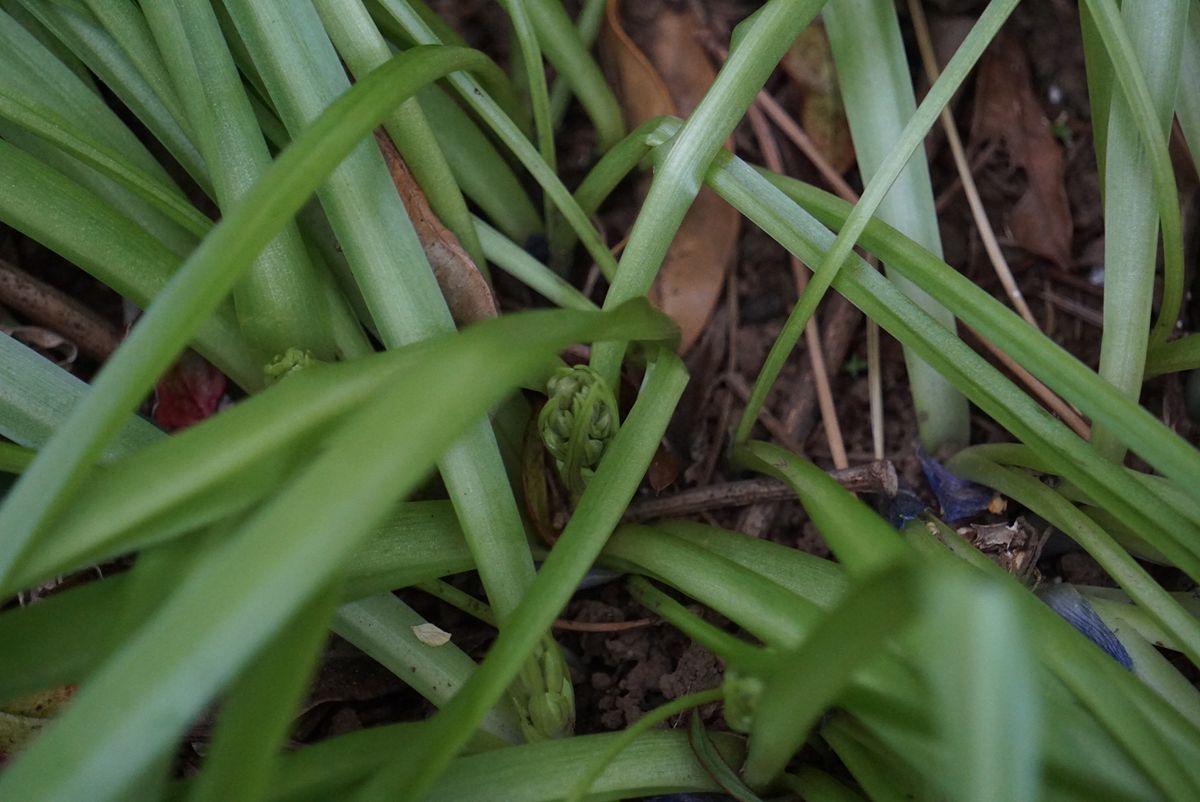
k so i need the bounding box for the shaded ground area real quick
[3,0,1197,755]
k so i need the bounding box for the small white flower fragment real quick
[412,623,452,647]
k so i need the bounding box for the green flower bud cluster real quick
[721,668,765,733]
[263,347,322,385]
[509,635,576,741]
[537,365,619,498]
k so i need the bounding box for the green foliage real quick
[0,1,1197,800]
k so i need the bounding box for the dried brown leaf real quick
[599,0,674,127]
[647,438,680,493]
[600,2,739,353]
[779,23,856,174]
[971,35,1073,268]
[376,132,497,325]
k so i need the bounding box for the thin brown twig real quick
[697,269,741,487]
[906,0,1039,329]
[746,103,849,470]
[0,258,122,361]
[724,371,805,454]
[742,72,888,462]
[866,319,884,460]
[699,34,853,200]
[624,461,899,522]
[552,618,656,633]
[1034,287,1103,328]
[962,323,1092,440]
[934,140,999,211]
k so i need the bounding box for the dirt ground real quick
[3,0,1198,762]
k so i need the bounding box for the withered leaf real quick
[600,2,740,353]
[971,34,1073,269]
[779,22,856,174]
[377,131,497,325]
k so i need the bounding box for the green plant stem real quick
[0,44,499,592]
[357,350,688,801]
[734,0,1018,447]
[823,0,970,452]
[547,0,606,129]
[331,593,524,743]
[144,0,339,360]
[565,689,724,802]
[314,0,488,273]
[591,0,827,388]
[1088,0,1188,460]
[372,0,618,276]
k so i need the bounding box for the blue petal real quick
[1037,584,1134,670]
[919,451,994,522]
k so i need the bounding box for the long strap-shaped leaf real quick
[713,157,1200,562]
[0,139,261,387]
[15,0,211,192]
[824,0,968,452]
[949,451,1200,668]
[591,0,828,386]
[0,300,671,802]
[733,0,1019,444]
[373,0,616,277]
[756,171,1200,497]
[314,0,488,271]
[734,441,910,578]
[1086,0,1188,461]
[0,45,500,588]
[224,2,542,631]
[741,563,924,787]
[612,521,1185,801]
[0,334,160,464]
[0,501,477,704]
[144,0,341,359]
[358,350,688,801]
[259,729,744,802]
